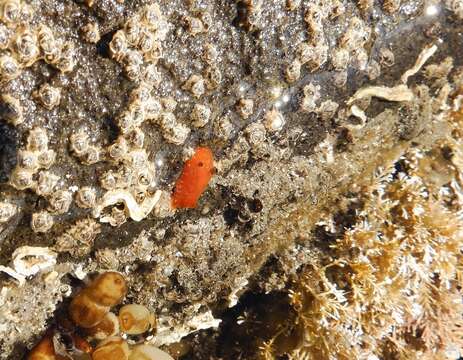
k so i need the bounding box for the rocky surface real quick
[0,0,462,358]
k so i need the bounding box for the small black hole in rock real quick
[96,30,117,58]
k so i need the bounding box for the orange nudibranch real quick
[172,147,214,209]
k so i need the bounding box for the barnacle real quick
[54,217,101,257]
[34,83,61,110]
[31,211,54,233]
[245,122,267,147]
[191,103,211,128]
[185,16,205,35]
[81,22,100,43]
[1,0,21,26]
[55,42,76,73]
[27,127,49,152]
[0,24,9,49]
[263,109,285,132]
[37,24,57,54]
[9,167,34,190]
[17,150,38,171]
[35,171,59,196]
[69,130,90,156]
[183,74,206,98]
[37,149,56,169]
[0,54,20,81]
[141,4,163,30]
[202,43,217,64]
[285,58,301,83]
[48,190,73,214]
[75,186,97,209]
[237,98,253,119]
[14,27,39,66]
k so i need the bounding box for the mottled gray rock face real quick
[0,0,461,358]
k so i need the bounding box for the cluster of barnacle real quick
[109,3,167,82]
[285,2,339,83]
[54,218,101,257]
[0,3,75,86]
[357,0,402,15]
[234,0,262,32]
[69,128,103,165]
[28,272,174,360]
[7,128,74,233]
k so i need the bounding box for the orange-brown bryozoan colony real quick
[171,147,214,209]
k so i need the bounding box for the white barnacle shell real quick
[9,167,34,190]
[108,136,128,162]
[35,171,59,196]
[331,47,350,70]
[124,149,149,170]
[12,246,57,277]
[109,30,128,62]
[143,63,162,86]
[237,98,254,119]
[183,74,205,98]
[81,22,100,44]
[75,186,97,209]
[185,16,205,35]
[37,24,57,54]
[48,190,73,214]
[17,149,38,171]
[191,103,211,128]
[31,211,54,233]
[263,109,285,132]
[27,127,49,152]
[0,54,20,81]
[163,122,190,145]
[137,29,156,54]
[204,66,221,89]
[55,42,76,73]
[245,122,267,147]
[34,83,61,110]
[130,83,151,104]
[144,97,162,121]
[37,149,56,169]
[286,58,301,83]
[1,0,21,26]
[14,28,40,66]
[125,128,145,149]
[142,4,163,30]
[203,43,218,64]
[214,115,234,141]
[70,130,90,155]
[93,189,162,223]
[0,24,10,49]
[124,16,142,46]
[0,201,17,223]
